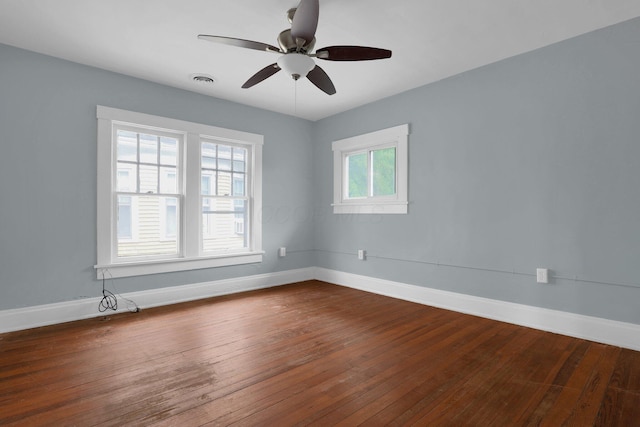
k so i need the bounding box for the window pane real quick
[372,147,396,197]
[217,145,232,171]
[233,147,246,161]
[233,147,246,172]
[117,131,137,162]
[139,165,158,193]
[233,198,246,213]
[202,197,246,252]
[202,197,212,238]
[117,195,178,258]
[217,172,232,196]
[232,174,245,196]
[117,165,137,192]
[347,153,367,198]
[160,137,177,166]
[159,167,177,194]
[218,158,232,171]
[202,143,216,169]
[139,134,158,164]
[201,172,215,196]
[233,199,246,236]
[163,197,178,238]
[233,160,245,172]
[117,196,132,239]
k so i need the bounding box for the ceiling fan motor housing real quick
[278,29,315,53]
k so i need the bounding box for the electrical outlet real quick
[358,249,366,260]
[536,268,549,284]
[279,247,286,257]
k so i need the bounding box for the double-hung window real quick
[200,140,248,252]
[332,124,409,214]
[114,127,180,257]
[96,106,263,278]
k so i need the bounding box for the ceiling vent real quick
[190,74,215,84]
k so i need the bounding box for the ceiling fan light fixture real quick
[277,53,315,80]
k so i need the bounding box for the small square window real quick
[344,147,397,200]
[333,124,409,214]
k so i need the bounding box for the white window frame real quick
[96,106,263,278]
[332,124,409,214]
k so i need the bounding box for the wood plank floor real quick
[1,280,639,426]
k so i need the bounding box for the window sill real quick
[332,202,408,214]
[94,252,264,279]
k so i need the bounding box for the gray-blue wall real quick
[2,17,640,326]
[312,17,640,325]
[0,43,314,310]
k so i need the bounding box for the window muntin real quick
[332,124,408,214]
[96,106,263,278]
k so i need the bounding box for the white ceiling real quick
[1,1,639,121]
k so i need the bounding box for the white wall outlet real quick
[536,268,549,284]
[278,247,286,257]
[358,249,366,260]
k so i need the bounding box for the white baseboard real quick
[3,266,639,352]
[0,267,315,334]
[315,267,640,352]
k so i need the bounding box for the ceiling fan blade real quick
[291,0,319,44]
[198,35,282,53]
[307,65,336,95]
[315,46,392,61]
[242,63,281,89]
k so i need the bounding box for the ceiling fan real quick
[198,0,392,95]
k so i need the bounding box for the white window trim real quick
[96,106,263,278]
[332,124,409,214]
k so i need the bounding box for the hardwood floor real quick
[1,280,639,426]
